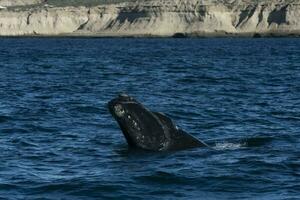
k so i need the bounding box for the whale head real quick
[108,94,208,151]
[108,94,167,150]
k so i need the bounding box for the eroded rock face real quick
[0,0,299,37]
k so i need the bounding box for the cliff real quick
[0,0,299,37]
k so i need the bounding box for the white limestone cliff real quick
[0,0,299,37]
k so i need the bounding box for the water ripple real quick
[0,38,299,199]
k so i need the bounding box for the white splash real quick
[214,142,245,150]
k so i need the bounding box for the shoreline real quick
[0,32,299,38]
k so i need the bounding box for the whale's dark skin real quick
[108,94,208,151]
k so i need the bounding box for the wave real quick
[72,105,102,114]
[212,136,275,150]
[0,115,12,123]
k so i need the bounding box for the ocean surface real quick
[0,38,299,200]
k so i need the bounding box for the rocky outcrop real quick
[0,0,299,37]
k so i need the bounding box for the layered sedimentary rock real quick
[0,0,299,37]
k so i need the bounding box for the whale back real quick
[153,112,208,150]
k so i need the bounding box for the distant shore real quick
[1,32,299,38]
[0,0,300,37]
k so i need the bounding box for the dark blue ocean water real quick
[0,38,299,200]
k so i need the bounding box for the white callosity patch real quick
[125,113,144,144]
[114,104,125,117]
[127,114,141,131]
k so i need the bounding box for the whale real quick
[108,94,208,151]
